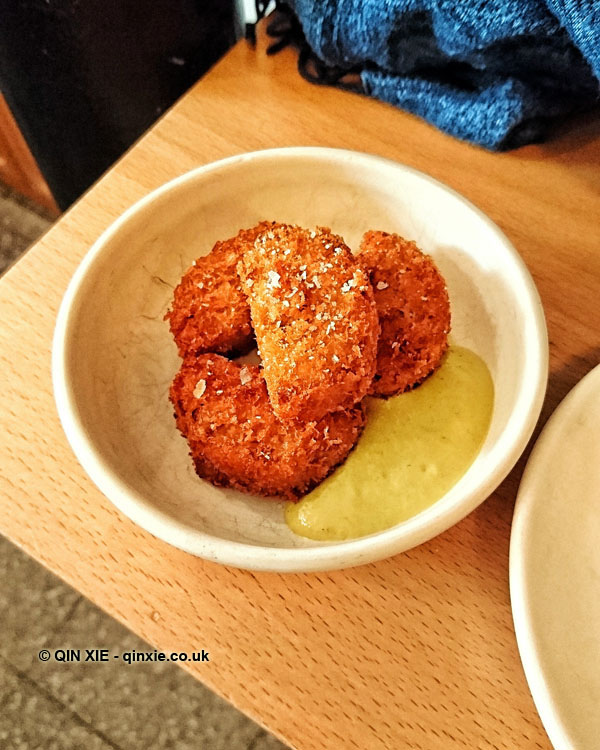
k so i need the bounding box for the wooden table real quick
[2,26,599,750]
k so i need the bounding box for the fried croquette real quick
[165,223,273,358]
[359,230,451,397]
[170,354,365,500]
[238,224,379,421]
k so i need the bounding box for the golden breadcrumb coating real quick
[170,354,365,500]
[238,223,379,421]
[359,230,451,396]
[165,223,274,358]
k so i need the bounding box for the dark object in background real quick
[0,0,238,210]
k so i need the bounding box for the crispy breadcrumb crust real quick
[359,230,451,396]
[170,354,366,500]
[238,224,379,421]
[165,223,274,358]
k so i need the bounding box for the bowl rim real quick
[52,146,549,572]
[509,362,600,750]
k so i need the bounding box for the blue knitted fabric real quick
[285,0,600,149]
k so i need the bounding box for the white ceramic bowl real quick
[510,363,600,750]
[53,147,548,572]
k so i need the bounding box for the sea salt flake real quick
[332,354,340,363]
[377,281,389,290]
[312,275,321,288]
[267,271,281,289]
[193,379,206,398]
[240,367,252,386]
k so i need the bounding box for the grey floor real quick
[0,183,288,750]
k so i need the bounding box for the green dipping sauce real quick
[285,346,494,541]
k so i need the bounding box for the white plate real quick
[510,363,600,749]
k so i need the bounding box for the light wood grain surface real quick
[2,26,599,750]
